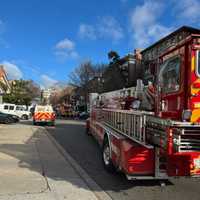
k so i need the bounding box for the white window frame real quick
[196,50,200,77]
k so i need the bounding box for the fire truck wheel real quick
[102,139,115,173]
[85,127,90,135]
[50,121,55,126]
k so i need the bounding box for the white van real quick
[0,103,31,119]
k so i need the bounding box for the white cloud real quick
[78,16,124,43]
[98,16,124,42]
[40,74,58,89]
[79,24,96,40]
[69,51,79,58]
[130,0,172,47]
[54,38,79,61]
[55,38,75,51]
[173,0,200,23]
[2,61,23,80]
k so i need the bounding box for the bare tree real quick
[50,86,75,106]
[69,61,95,88]
[68,60,109,104]
[69,61,95,103]
[49,91,60,106]
[26,80,41,99]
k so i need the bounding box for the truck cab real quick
[141,26,200,123]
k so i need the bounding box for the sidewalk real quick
[0,124,110,200]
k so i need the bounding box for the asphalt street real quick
[45,119,200,200]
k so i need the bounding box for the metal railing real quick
[101,109,153,146]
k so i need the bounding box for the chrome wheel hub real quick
[103,146,110,165]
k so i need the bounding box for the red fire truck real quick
[86,26,200,180]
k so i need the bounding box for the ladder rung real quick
[101,109,147,144]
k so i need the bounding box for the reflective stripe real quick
[34,112,54,120]
[191,109,200,122]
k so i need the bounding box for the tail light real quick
[52,112,56,119]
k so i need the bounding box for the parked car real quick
[0,103,31,120]
[0,112,14,123]
[0,112,20,123]
[7,113,19,123]
[0,112,10,124]
[79,112,89,120]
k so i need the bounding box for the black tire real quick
[85,119,91,135]
[4,118,10,124]
[50,121,55,126]
[22,115,28,120]
[85,127,90,135]
[102,138,115,173]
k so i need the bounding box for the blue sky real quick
[0,0,200,88]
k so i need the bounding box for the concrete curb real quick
[43,128,113,200]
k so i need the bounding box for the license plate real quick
[194,159,200,168]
